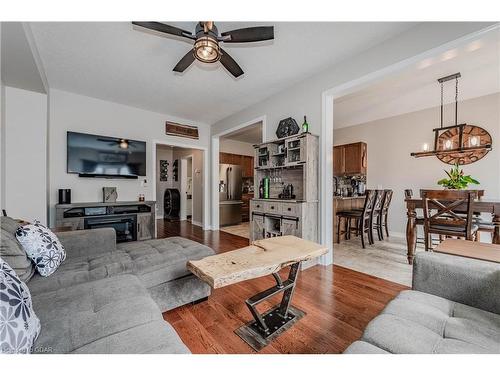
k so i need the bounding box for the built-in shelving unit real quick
[250,133,319,267]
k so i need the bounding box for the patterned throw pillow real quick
[0,257,41,354]
[15,221,66,277]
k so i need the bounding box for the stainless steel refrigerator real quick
[219,164,243,226]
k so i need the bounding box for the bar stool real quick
[336,190,376,249]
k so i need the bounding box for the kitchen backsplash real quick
[334,175,366,196]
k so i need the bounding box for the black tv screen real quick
[67,131,146,178]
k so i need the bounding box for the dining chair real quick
[336,190,376,249]
[380,189,393,238]
[370,190,385,241]
[421,190,478,251]
[420,189,493,242]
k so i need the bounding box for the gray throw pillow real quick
[0,217,34,283]
[15,222,66,277]
[0,257,41,354]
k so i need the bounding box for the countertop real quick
[252,198,318,203]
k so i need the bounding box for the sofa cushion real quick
[28,236,214,294]
[357,290,500,354]
[31,274,188,353]
[117,237,214,288]
[0,217,34,283]
[343,340,390,354]
[15,222,66,277]
[0,257,41,354]
[71,320,189,354]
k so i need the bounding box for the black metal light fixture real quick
[411,72,492,165]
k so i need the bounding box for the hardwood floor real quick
[157,219,408,354]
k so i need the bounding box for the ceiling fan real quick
[132,21,274,78]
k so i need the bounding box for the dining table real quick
[404,197,500,264]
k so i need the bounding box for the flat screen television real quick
[67,131,146,178]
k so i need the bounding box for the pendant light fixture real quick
[411,72,492,165]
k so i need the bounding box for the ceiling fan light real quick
[193,36,220,63]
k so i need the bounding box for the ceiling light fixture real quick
[132,21,274,78]
[411,72,492,165]
[193,35,220,63]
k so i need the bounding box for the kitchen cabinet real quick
[241,156,254,177]
[251,213,265,241]
[250,199,317,243]
[219,152,254,177]
[333,142,367,176]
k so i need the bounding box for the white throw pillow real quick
[0,257,41,354]
[15,221,66,277]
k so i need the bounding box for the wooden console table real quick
[55,201,156,241]
[187,235,327,351]
[405,198,500,264]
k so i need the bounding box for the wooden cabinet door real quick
[359,142,367,175]
[241,156,253,177]
[333,146,344,176]
[282,218,300,237]
[137,213,154,240]
[343,142,367,175]
[219,152,230,164]
[251,214,265,242]
[230,154,242,165]
[247,156,255,177]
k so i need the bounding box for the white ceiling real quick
[28,22,418,124]
[221,121,262,143]
[1,23,46,93]
[334,28,500,129]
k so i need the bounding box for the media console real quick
[55,201,156,242]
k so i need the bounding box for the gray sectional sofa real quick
[1,216,214,354]
[344,251,500,354]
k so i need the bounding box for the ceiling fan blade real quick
[220,49,244,78]
[221,26,274,43]
[173,50,195,73]
[132,22,194,39]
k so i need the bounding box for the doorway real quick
[213,119,264,238]
[180,155,193,222]
[153,142,207,230]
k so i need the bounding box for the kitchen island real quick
[332,196,366,243]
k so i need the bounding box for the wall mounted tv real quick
[67,131,146,179]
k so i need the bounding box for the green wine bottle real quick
[263,176,270,199]
[302,115,309,133]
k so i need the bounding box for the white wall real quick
[171,147,204,226]
[211,23,494,140]
[4,86,48,223]
[0,22,5,210]
[48,89,210,226]
[0,81,4,212]
[333,93,500,236]
[155,145,173,218]
[219,139,255,156]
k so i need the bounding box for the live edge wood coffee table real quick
[187,235,328,351]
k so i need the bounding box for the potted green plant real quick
[437,163,480,190]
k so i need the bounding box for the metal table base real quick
[234,262,305,351]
